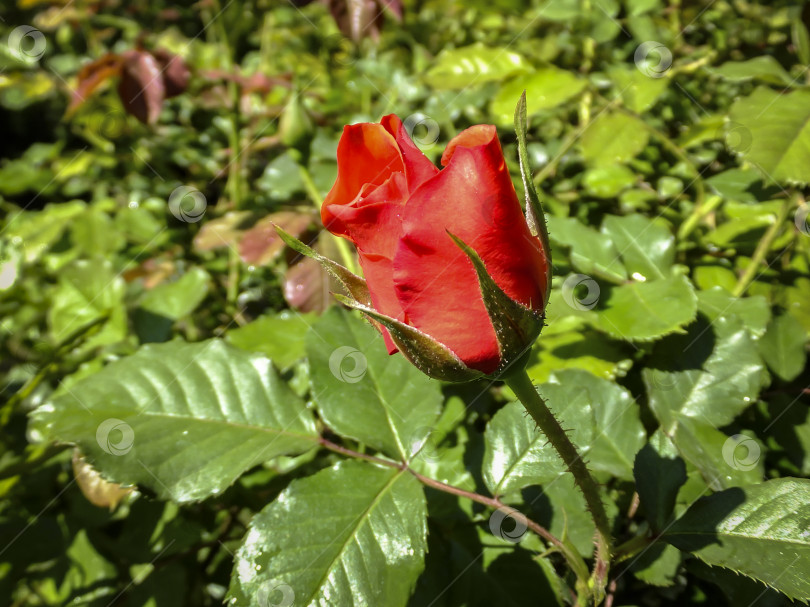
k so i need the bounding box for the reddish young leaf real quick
[152,48,190,98]
[117,50,165,125]
[239,211,313,267]
[66,53,123,117]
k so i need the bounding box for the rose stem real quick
[504,367,612,602]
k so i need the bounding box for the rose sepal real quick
[273,225,371,306]
[332,294,484,383]
[514,90,552,305]
[447,231,544,377]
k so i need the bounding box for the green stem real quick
[613,532,656,564]
[678,193,722,241]
[299,164,360,275]
[504,367,612,604]
[732,195,793,297]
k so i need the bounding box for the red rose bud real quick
[285,93,551,381]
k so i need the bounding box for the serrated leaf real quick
[709,56,793,86]
[31,340,319,501]
[228,460,427,607]
[48,258,126,349]
[601,214,675,281]
[547,216,628,283]
[633,432,687,532]
[607,64,668,113]
[425,43,530,89]
[579,112,651,167]
[671,417,763,490]
[306,307,443,460]
[587,373,646,480]
[758,313,807,382]
[643,316,764,430]
[226,311,317,370]
[138,266,210,321]
[597,274,697,341]
[665,478,810,602]
[525,328,632,384]
[728,87,810,185]
[696,288,771,339]
[630,543,682,587]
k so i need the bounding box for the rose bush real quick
[319,114,550,377]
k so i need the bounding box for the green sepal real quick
[514,90,552,304]
[274,225,371,306]
[333,294,483,383]
[448,232,544,375]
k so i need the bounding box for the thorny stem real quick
[317,436,592,599]
[504,368,612,605]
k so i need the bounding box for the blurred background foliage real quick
[1,0,810,605]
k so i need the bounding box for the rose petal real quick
[322,122,403,224]
[326,172,409,353]
[381,114,439,190]
[392,125,548,372]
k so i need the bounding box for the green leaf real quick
[633,433,688,532]
[587,372,646,480]
[72,209,125,256]
[31,339,319,501]
[4,200,85,262]
[768,394,810,476]
[705,215,773,250]
[643,316,764,430]
[228,460,427,607]
[547,216,628,283]
[542,474,606,557]
[47,258,126,349]
[579,112,650,167]
[758,313,807,382]
[665,478,810,602]
[227,311,317,370]
[630,543,682,587]
[670,417,763,490]
[491,67,587,125]
[597,274,698,341]
[601,214,675,281]
[582,164,637,198]
[705,168,763,203]
[525,327,632,384]
[728,87,810,185]
[424,43,530,89]
[696,288,771,339]
[607,65,668,113]
[709,56,794,86]
[483,370,596,496]
[138,266,210,321]
[305,307,443,460]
